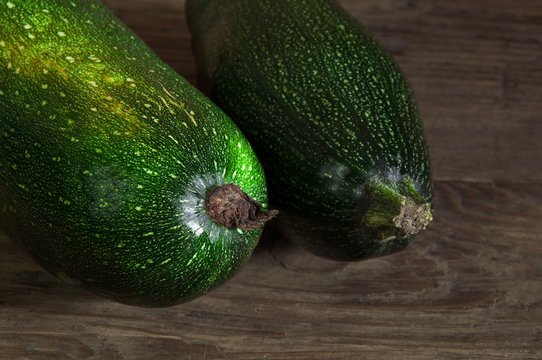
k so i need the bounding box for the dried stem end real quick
[362,179,433,241]
[205,184,278,231]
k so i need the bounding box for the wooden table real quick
[2,0,541,358]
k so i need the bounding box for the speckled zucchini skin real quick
[187,0,433,260]
[0,0,270,306]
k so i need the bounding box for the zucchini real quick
[187,0,433,261]
[0,0,276,306]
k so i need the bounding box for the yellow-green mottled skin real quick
[0,0,269,306]
[187,0,433,260]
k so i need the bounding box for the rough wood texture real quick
[2,0,542,359]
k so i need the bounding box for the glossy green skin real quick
[187,0,433,260]
[0,0,269,306]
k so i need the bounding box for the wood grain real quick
[2,0,542,359]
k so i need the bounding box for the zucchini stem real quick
[362,180,432,241]
[206,184,278,231]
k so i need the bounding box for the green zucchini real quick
[0,0,276,306]
[187,0,433,261]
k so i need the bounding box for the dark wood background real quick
[2,0,541,358]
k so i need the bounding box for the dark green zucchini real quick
[0,0,276,306]
[187,0,433,261]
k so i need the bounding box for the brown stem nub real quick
[205,184,278,231]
